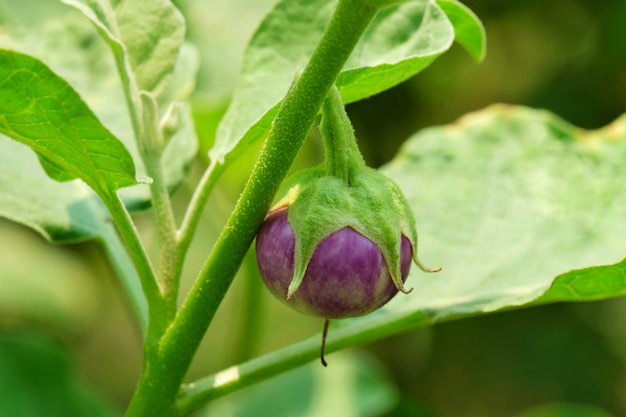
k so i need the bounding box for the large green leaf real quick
[0,49,136,197]
[382,105,626,318]
[211,0,484,166]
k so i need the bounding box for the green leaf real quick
[534,259,626,304]
[62,0,185,96]
[380,105,626,319]
[59,0,196,209]
[114,0,185,94]
[0,332,119,417]
[182,352,398,417]
[0,8,198,210]
[0,49,136,197]
[437,0,486,62]
[212,0,484,166]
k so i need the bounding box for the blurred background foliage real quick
[1,0,625,416]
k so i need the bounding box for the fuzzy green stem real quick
[124,0,382,415]
[111,48,178,324]
[320,85,365,184]
[138,93,179,318]
[104,193,167,331]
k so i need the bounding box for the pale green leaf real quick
[62,0,185,95]
[59,0,195,208]
[380,105,626,319]
[212,0,485,166]
[114,0,185,94]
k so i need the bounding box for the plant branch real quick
[101,224,150,338]
[104,193,167,328]
[174,310,431,415]
[137,93,179,316]
[112,47,178,318]
[176,158,225,263]
[124,0,383,414]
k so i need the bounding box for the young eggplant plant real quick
[256,85,440,366]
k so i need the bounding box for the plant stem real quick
[101,225,150,337]
[320,85,365,184]
[138,93,179,318]
[124,0,382,415]
[104,193,167,330]
[176,159,225,264]
[174,309,431,415]
[113,49,178,321]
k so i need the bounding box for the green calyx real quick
[272,85,438,298]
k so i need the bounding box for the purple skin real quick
[256,208,412,319]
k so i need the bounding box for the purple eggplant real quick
[256,208,413,319]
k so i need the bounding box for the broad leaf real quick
[114,0,185,94]
[0,7,193,331]
[381,105,626,319]
[62,0,185,96]
[211,0,485,166]
[0,49,136,197]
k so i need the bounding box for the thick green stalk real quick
[124,0,382,415]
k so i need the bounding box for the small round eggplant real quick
[256,208,412,319]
